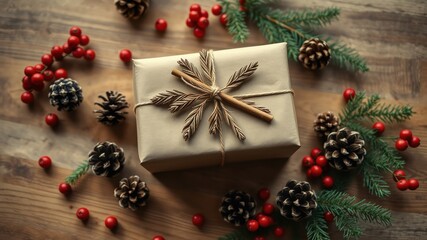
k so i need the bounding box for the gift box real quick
[133,43,300,173]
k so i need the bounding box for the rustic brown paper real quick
[133,43,300,173]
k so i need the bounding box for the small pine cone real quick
[219,190,256,226]
[324,127,367,170]
[94,91,129,125]
[298,38,331,70]
[48,78,83,111]
[114,175,149,211]
[314,111,340,139]
[276,180,317,221]
[114,0,150,19]
[88,141,125,177]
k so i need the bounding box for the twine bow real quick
[150,49,274,142]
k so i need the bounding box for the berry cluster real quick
[210,3,227,26]
[302,148,334,189]
[393,169,419,191]
[185,3,210,38]
[395,129,421,151]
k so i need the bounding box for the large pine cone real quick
[276,180,317,221]
[94,91,129,125]
[114,0,150,19]
[114,175,149,211]
[88,141,125,177]
[324,127,367,170]
[298,38,331,70]
[314,111,340,139]
[219,190,256,226]
[48,78,83,111]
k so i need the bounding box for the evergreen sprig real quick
[306,208,330,240]
[65,160,90,185]
[219,0,369,72]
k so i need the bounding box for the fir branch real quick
[306,208,330,240]
[65,160,90,185]
[334,213,362,239]
[329,42,369,72]
[219,0,249,43]
[280,8,341,27]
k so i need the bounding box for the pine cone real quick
[314,111,340,139]
[298,38,331,70]
[88,141,125,177]
[114,175,149,211]
[219,190,256,226]
[94,91,129,125]
[324,127,367,170]
[276,180,317,221]
[48,78,83,111]
[114,0,150,19]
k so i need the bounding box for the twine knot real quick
[210,86,221,99]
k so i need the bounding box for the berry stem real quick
[65,160,90,185]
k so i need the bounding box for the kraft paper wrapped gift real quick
[133,43,300,173]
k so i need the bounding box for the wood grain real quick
[0,0,426,239]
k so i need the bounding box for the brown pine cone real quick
[298,38,331,70]
[314,111,340,139]
[88,141,125,177]
[276,180,317,221]
[324,127,367,170]
[114,0,150,19]
[114,175,149,211]
[93,91,129,126]
[219,190,256,226]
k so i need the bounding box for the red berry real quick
[43,70,54,81]
[119,49,132,63]
[104,216,118,229]
[315,155,328,168]
[84,49,96,61]
[51,45,64,58]
[41,54,54,66]
[200,9,209,18]
[193,27,205,38]
[45,113,59,127]
[323,211,334,223]
[246,219,259,232]
[262,203,275,215]
[79,35,90,46]
[186,18,196,28]
[395,138,408,151]
[343,88,356,102]
[55,68,68,79]
[255,213,265,221]
[408,178,419,190]
[219,14,228,26]
[72,47,85,58]
[397,179,409,191]
[239,0,246,5]
[257,188,270,201]
[322,176,334,189]
[192,213,205,227]
[310,165,323,178]
[24,66,36,76]
[254,237,266,240]
[31,73,44,85]
[69,26,82,37]
[189,10,201,22]
[58,182,72,195]
[63,43,73,54]
[372,122,385,135]
[33,81,44,92]
[258,215,272,228]
[197,17,209,29]
[189,3,201,13]
[76,207,90,221]
[68,36,80,47]
[306,169,313,178]
[22,76,33,90]
[34,64,45,73]
[399,129,413,141]
[393,169,406,182]
[273,226,285,237]
[239,5,247,12]
[212,4,222,16]
[302,155,314,168]
[38,156,52,169]
[152,236,165,240]
[310,147,322,159]
[155,18,168,32]
[408,136,420,148]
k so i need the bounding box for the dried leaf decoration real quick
[150,49,271,141]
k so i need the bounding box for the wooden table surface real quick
[1,0,426,239]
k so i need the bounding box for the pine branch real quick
[329,42,369,72]
[267,7,341,27]
[219,0,249,43]
[65,160,90,185]
[306,208,331,240]
[334,213,362,239]
[360,161,391,198]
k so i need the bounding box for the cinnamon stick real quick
[171,69,274,122]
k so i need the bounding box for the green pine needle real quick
[65,160,90,185]
[273,7,341,27]
[306,208,331,240]
[219,0,250,43]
